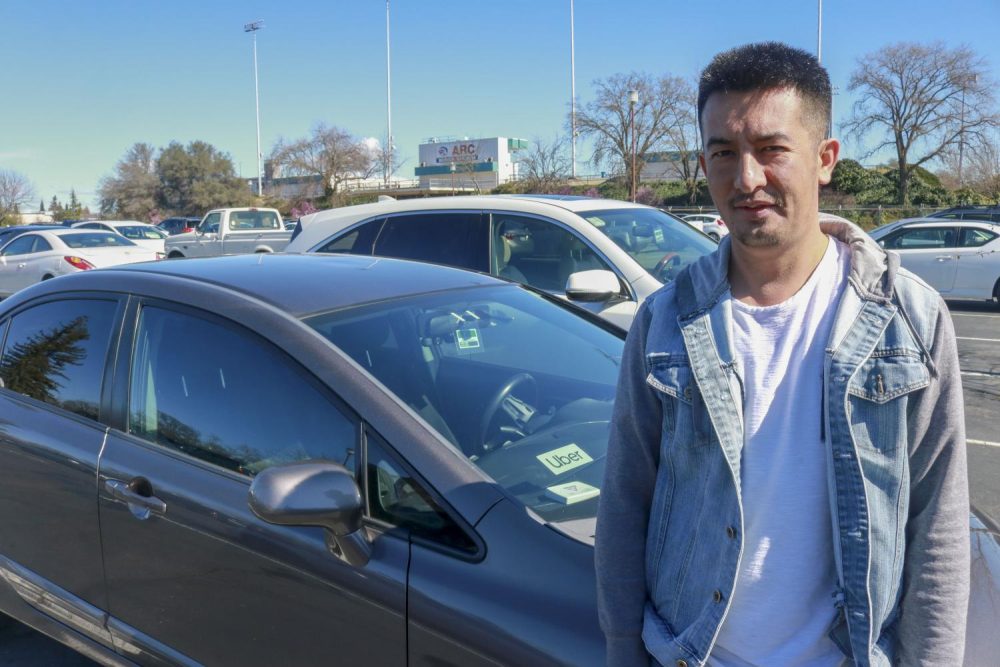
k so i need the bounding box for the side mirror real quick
[565,269,622,303]
[249,462,371,567]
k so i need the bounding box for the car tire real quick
[41,274,53,281]
[993,278,1000,308]
[708,233,720,242]
[168,252,185,259]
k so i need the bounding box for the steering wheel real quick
[653,252,681,281]
[477,373,537,456]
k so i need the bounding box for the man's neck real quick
[729,230,831,307]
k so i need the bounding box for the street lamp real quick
[628,89,639,202]
[385,1,393,187]
[244,19,264,197]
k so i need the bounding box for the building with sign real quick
[415,137,528,191]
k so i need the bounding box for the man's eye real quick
[711,150,733,159]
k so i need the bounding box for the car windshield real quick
[117,225,166,240]
[305,285,623,525]
[577,207,717,282]
[59,232,136,248]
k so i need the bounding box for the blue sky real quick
[3,0,999,210]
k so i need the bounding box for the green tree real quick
[39,199,45,213]
[156,141,251,216]
[98,142,159,220]
[269,123,376,203]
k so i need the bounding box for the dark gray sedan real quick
[0,253,615,666]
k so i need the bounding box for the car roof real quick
[59,253,506,318]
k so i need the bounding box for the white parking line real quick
[958,337,1000,343]
[952,312,1000,319]
[962,371,1000,378]
[969,439,1000,449]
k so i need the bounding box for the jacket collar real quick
[675,218,898,319]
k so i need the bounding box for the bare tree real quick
[661,78,702,204]
[575,72,687,194]
[518,136,571,193]
[0,169,36,221]
[269,123,376,201]
[842,42,999,204]
[98,143,159,220]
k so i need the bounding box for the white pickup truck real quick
[164,207,291,259]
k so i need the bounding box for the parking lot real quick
[4,299,1000,664]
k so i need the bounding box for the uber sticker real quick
[537,444,593,475]
[456,327,481,350]
[653,227,664,244]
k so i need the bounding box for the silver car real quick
[286,195,718,330]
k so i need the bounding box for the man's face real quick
[698,87,838,249]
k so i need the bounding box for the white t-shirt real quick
[712,236,851,667]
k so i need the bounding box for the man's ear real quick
[818,138,840,185]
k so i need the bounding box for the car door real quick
[0,296,124,649]
[883,226,959,292]
[97,300,408,665]
[0,234,45,296]
[182,211,222,258]
[221,210,283,255]
[488,212,638,327]
[952,226,1000,299]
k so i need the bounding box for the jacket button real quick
[676,661,688,667]
[683,386,692,400]
[726,526,736,539]
[713,590,723,603]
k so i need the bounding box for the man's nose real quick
[734,153,766,193]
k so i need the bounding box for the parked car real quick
[286,195,717,329]
[71,220,168,253]
[157,216,202,236]
[0,224,64,248]
[926,204,1000,223]
[869,218,1000,305]
[165,207,288,258]
[680,212,729,241]
[0,253,995,666]
[0,229,160,298]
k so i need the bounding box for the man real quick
[596,42,969,667]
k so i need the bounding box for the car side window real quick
[959,227,998,248]
[373,212,488,272]
[2,236,37,256]
[32,237,52,253]
[200,213,221,234]
[491,214,613,292]
[128,305,357,477]
[315,218,384,255]
[365,431,475,553]
[884,227,956,249]
[0,299,119,421]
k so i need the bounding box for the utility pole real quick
[817,0,823,64]
[244,20,264,196]
[629,89,638,202]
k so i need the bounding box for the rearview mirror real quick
[565,269,622,303]
[249,462,371,567]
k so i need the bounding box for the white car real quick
[680,212,729,241]
[71,220,168,254]
[869,218,1000,305]
[0,229,161,298]
[286,195,718,329]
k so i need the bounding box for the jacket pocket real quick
[847,351,929,454]
[646,357,711,447]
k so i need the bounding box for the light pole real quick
[628,89,638,202]
[385,1,393,187]
[817,0,823,64]
[570,0,577,179]
[244,20,264,197]
[450,162,456,196]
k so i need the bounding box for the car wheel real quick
[41,274,54,281]
[993,278,1000,308]
[168,251,185,259]
[708,233,721,242]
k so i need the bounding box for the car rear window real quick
[60,232,136,248]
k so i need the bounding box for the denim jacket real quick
[596,220,969,667]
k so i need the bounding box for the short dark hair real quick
[698,42,832,138]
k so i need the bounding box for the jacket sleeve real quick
[595,300,662,666]
[897,297,970,665]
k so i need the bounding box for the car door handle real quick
[934,255,953,262]
[105,478,167,517]
[16,263,25,269]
